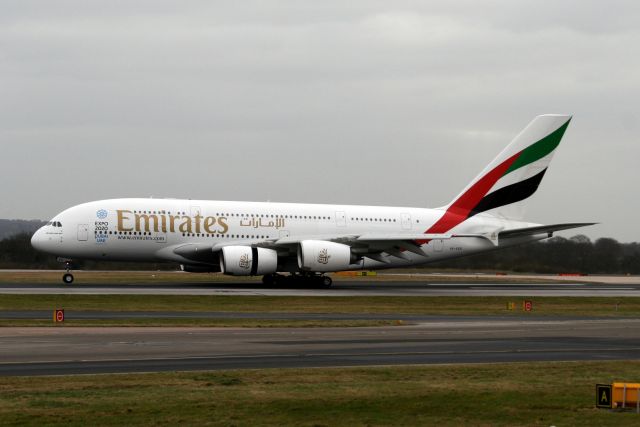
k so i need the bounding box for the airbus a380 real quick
[32,114,593,285]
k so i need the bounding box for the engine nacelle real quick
[297,240,353,272]
[180,264,220,273]
[220,246,278,276]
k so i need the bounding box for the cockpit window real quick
[48,221,62,227]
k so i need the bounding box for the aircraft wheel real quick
[62,273,74,284]
[262,274,274,286]
[321,276,332,287]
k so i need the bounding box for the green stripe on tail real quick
[505,118,571,175]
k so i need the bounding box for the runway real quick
[2,317,640,376]
[0,311,600,322]
[2,281,640,296]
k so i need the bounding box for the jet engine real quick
[219,246,278,276]
[297,240,355,272]
[180,264,220,273]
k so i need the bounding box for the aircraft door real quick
[335,211,346,227]
[77,224,88,241]
[401,213,412,230]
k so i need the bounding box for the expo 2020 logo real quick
[96,209,108,219]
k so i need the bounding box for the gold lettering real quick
[194,213,203,233]
[135,214,160,232]
[117,210,232,235]
[179,216,192,233]
[169,214,179,233]
[203,217,216,234]
[117,210,133,231]
[218,216,229,234]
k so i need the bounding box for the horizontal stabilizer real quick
[499,223,596,239]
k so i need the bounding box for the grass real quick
[1,361,639,426]
[0,319,400,328]
[1,295,639,317]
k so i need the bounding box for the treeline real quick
[0,233,172,270]
[428,235,640,274]
[0,219,45,241]
[1,232,639,274]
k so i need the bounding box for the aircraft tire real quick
[321,276,332,287]
[62,273,74,284]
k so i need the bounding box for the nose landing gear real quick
[58,258,74,284]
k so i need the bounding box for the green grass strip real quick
[1,295,639,317]
[1,361,639,426]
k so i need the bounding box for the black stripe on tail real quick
[467,168,548,219]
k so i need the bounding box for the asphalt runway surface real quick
[2,281,640,296]
[0,311,601,321]
[2,317,640,376]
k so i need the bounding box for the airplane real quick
[31,114,594,286]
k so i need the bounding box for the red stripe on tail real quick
[417,151,520,243]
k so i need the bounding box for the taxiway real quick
[1,281,640,296]
[2,317,639,376]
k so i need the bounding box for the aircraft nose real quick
[31,227,46,252]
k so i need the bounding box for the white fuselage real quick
[30,116,585,279]
[31,198,540,272]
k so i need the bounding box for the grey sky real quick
[1,1,638,241]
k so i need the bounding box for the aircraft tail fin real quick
[427,115,572,234]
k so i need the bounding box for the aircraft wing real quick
[260,233,492,262]
[174,225,590,265]
[174,233,484,263]
[274,233,455,244]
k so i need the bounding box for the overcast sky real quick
[1,1,638,241]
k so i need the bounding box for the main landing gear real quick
[262,273,332,288]
[60,259,74,284]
